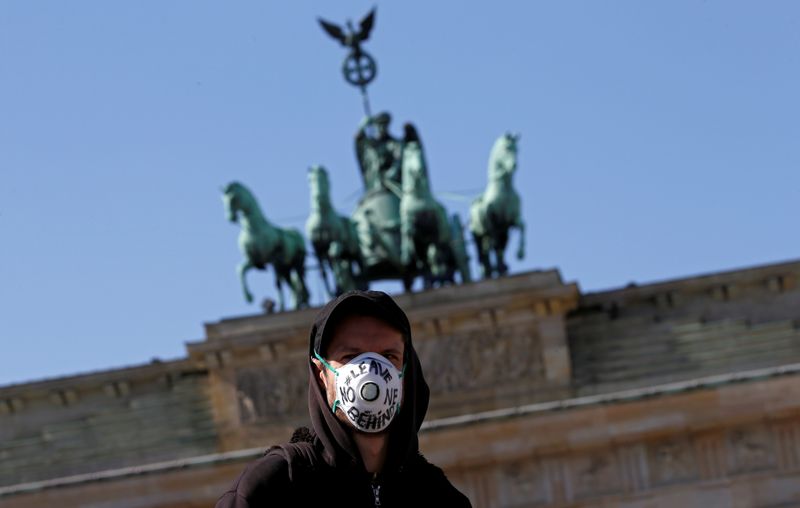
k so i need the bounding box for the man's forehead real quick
[326,314,404,350]
[313,291,411,356]
[331,343,403,354]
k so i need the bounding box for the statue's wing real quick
[357,8,376,42]
[318,18,347,45]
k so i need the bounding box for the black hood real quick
[307,290,430,472]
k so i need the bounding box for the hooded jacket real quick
[216,290,471,508]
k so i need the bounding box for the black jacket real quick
[216,291,471,507]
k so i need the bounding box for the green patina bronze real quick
[399,123,471,288]
[305,165,366,296]
[470,133,526,278]
[355,112,403,193]
[221,11,528,309]
[316,8,479,291]
[448,214,472,285]
[351,112,407,284]
[222,182,310,310]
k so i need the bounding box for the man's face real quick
[313,314,405,428]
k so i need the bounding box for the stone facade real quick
[0,360,218,488]
[2,259,800,507]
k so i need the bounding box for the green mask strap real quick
[313,351,340,415]
[396,362,406,416]
[313,351,339,376]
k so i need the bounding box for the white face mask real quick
[315,351,404,433]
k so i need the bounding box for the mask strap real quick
[396,363,406,416]
[313,351,341,414]
[313,351,339,376]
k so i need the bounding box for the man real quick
[355,112,403,193]
[216,290,471,507]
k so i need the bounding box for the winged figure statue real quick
[317,8,376,59]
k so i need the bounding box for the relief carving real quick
[647,437,697,486]
[728,425,775,474]
[499,460,548,507]
[417,326,543,394]
[774,422,800,471]
[235,364,307,422]
[568,451,621,499]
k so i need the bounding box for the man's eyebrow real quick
[329,346,363,354]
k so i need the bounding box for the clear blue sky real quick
[1,1,798,386]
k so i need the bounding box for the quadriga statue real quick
[470,133,525,278]
[222,182,310,310]
[305,165,366,296]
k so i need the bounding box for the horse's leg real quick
[320,259,335,297]
[344,221,368,289]
[421,249,433,290]
[315,246,334,297]
[414,236,435,288]
[473,233,491,279]
[238,260,255,303]
[427,243,446,288]
[402,241,418,292]
[515,218,526,260]
[442,244,457,285]
[400,215,413,268]
[351,252,368,290]
[328,241,352,295]
[402,273,415,293]
[292,264,310,308]
[495,229,510,276]
[274,272,285,312]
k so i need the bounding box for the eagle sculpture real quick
[317,8,376,58]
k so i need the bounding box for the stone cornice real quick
[580,258,800,307]
[0,358,200,399]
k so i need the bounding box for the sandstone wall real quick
[570,259,800,394]
[0,360,217,487]
[185,269,579,452]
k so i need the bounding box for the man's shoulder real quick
[216,428,328,507]
[406,451,446,474]
[405,453,472,507]
[215,453,291,508]
[234,452,293,492]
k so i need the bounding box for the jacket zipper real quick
[371,482,382,507]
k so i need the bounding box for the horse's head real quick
[401,123,429,194]
[401,141,427,193]
[222,181,248,223]
[307,164,331,203]
[489,132,520,180]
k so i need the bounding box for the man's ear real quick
[311,357,328,391]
